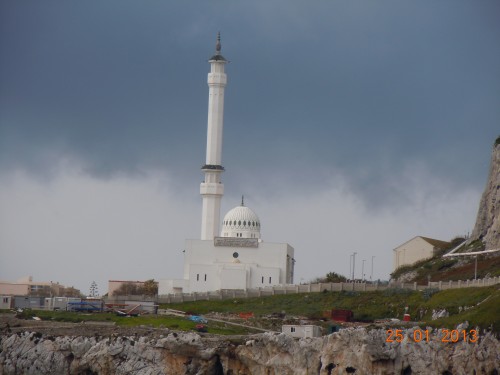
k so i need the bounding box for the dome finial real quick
[241,195,244,206]
[215,32,221,54]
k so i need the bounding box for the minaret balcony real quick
[201,164,225,171]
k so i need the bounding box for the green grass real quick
[163,286,500,333]
[427,288,500,332]
[163,289,423,321]
[10,309,251,335]
[7,285,499,335]
[391,252,500,284]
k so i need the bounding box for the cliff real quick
[1,327,499,375]
[471,138,500,250]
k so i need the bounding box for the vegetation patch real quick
[162,285,499,333]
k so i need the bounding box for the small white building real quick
[282,325,322,338]
[393,236,450,271]
[0,296,13,309]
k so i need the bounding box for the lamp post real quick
[352,252,357,281]
[371,256,375,282]
[349,254,352,282]
[474,255,478,280]
[362,260,366,282]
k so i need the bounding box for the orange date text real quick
[385,329,478,343]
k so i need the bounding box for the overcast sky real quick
[1,1,499,295]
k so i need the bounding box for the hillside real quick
[162,285,500,333]
[391,240,500,284]
[471,136,500,250]
[392,137,500,284]
[5,284,499,335]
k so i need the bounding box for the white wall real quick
[393,236,434,270]
[220,267,247,290]
[158,279,188,295]
[282,325,322,338]
[160,239,294,294]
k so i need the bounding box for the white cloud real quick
[0,160,199,294]
[0,159,480,293]
[237,163,480,282]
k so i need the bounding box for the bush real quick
[422,288,440,301]
[383,288,414,297]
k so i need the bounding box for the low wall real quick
[104,276,500,305]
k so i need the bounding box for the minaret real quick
[200,33,228,240]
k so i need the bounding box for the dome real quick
[221,201,261,239]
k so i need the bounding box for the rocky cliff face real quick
[1,328,499,375]
[471,138,500,250]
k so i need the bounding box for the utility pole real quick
[474,255,478,280]
[371,256,375,281]
[352,252,357,281]
[349,254,352,282]
[362,259,366,281]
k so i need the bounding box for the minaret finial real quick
[216,32,221,54]
[241,195,244,206]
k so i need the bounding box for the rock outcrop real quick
[471,137,500,250]
[1,328,499,375]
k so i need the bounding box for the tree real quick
[113,282,142,296]
[62,286,83,298]
[89,281,99,298]
[142,279,158,296]
[325,272,347,283]
[112,280,159,296]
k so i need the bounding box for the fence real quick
[104,276,500,305]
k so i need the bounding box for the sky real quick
[1,1,499,295]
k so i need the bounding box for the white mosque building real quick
[158,35,295,294]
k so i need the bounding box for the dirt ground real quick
[0,313,164,338]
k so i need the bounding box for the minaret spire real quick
[200,33,228,240]
[215,32,221,54]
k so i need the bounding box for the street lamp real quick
[362,260,366,282]
[352,252,357,281]
[370,256,375,282]
[474,255,478,280]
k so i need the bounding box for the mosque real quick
[158,35,295,294]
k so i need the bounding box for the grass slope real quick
[9,286,498,335]
[391,245,500,283]
[163,285,500,332]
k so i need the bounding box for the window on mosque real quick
[243,221,246,226]
[269,277,272,284]
[238,220,241,225]
[261,276,264,284]
[204,274,207,281]
[197,274,199,281]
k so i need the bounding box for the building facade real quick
[282,325,322,338]
[393,236,450,271]
[0,276,65,297]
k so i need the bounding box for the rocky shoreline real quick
[1,316,498,375]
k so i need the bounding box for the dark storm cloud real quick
[1,1,499,291]
[1,0,499,200]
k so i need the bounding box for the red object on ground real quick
[239,312,254,320]
[330,309,354,322]
[403,314,411,321]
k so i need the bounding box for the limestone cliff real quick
[471,137,500,250]
[1,328,499,375]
